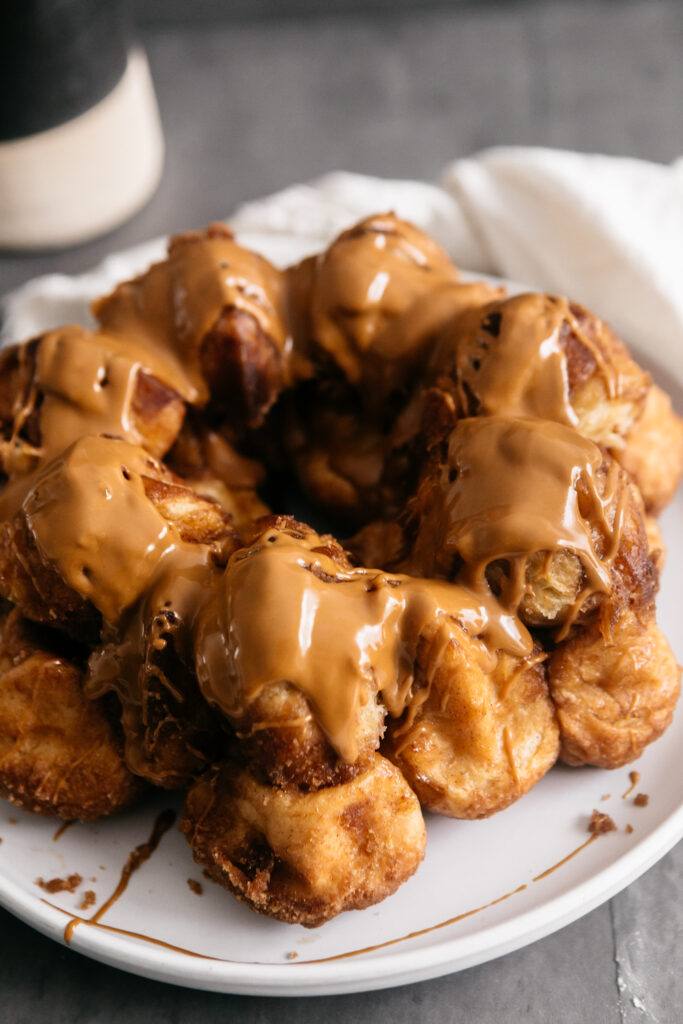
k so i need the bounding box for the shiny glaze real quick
[0,224,289,520]
[168,225,290,363]
[23,436,211,623]
[0,217,634,773]
[307,212,460,383]
[451,293,581,424]
[405,416,626,623]
[431,292,637,425]
[195,526,532,762]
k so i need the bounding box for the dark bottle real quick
[0,0,163,249]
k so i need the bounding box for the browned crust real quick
[0,338,187,466]
[548,612,681,768]
[141,476,237,546]
[200,308,284,430]
[0,515,101,641]
[0,611,145,820]
[384,635,560,819]
[180,755,426,927]
[113,607,227,789]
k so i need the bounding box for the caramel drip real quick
[298,884,529,963]
[169,229,290,360]
[407,417,621,616]
[194,529,532,763]
[448,293,625,423]
[93,261,205,403]
[43,824,606,964]
[0,326,150,519]
[531,833,600,881]
[87,538,217,700]
[622,770,640,799]
[23,436,212,624]
[453,294,578,425]
[63,807,176,945]
[309,213,460,382]
[52,820,75,842]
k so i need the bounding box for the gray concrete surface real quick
[1,1,681,1020]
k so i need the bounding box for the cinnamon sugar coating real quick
[180,754,425,927]
[0,609,144,820]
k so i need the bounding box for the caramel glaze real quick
[622,770,640,798]
[43,823,606,963]
[305,212,461,386]
[424,292,648,442]
[0,324,188,520]
[0,218,637,782]
[402,417,627,631]
[63,807,176,945]
[94,224,293,432]
[23,436,217,625]
[451,294,585,424]
[195,525,532,764]
[43,829,604,964]
[0,223,292,524]
[6,418,628,774]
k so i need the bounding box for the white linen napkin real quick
[3,146,682,370]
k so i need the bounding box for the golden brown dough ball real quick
[180,753,426,927]
[617,384,683,514]
[194,517,387,790]
[0,610,144,820]
[399,416,656,632]
[384,624,559,819]
[548,611,680,769]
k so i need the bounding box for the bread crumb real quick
[625,824,634,834]
[601,794,611,801]
[588,810,617,834]
[187,878,203,896]
[634,793,649,807]
[36,872,83,894]
[286,951,298,960]
[80,890,96,911]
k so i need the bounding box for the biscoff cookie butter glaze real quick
[403,417,627,608]
[23,436,216,625]
[305,213,461,384]
[0,212,679,927]
[194,527,532,764]
[425,291,650,450]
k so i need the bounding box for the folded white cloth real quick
[3,146,682,370]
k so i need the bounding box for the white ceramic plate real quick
[0,266,681,996]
